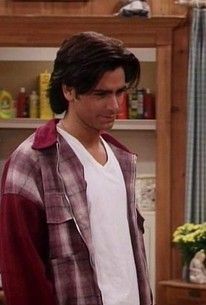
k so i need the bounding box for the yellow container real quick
[39,71,53,119]
[0,89,15,119]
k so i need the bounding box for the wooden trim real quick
[156,44,172,304]
[12,0,88,1]
[160,279,206,289]
[171,23,189,279]
[0,16,185,47]
[0,119,156,130]
[156,23,189,305]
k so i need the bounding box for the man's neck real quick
[58,118,101,149]
[58,118,108,165]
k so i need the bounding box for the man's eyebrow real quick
[93,85,127,93]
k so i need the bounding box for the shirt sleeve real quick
[0,193,57,305]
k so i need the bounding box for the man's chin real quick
[101,121,115,131]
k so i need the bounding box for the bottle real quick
[0,89,15,119]
[16,87,27,118]
[143,88,155,119]
[29,90,39,118]
[128,88,138,119]
[136,88,145,119]
[117,92,128,119]
[39,71,53,119]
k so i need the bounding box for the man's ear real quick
[62,85,77,102]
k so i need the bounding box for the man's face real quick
[71,67,127,132]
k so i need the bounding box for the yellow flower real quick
[172,222,206,265]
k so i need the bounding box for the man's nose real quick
[107,94,120,112]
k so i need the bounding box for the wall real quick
[0,0,187,17]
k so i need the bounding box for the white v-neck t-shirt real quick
[57,127,139,305]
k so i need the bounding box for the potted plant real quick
[172,222,206,281]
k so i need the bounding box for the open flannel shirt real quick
[0,119,152,305]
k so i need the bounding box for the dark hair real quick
[48,31,140,114]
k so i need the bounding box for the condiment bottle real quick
[136,89,145,119]
[143,88,155,119]
[16,87,27,118]
[128,89,138,119]
[0,89,15,119]
[29,90,39,118]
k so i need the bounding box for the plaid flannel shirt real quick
[0,119,152,305]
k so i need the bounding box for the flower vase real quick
[182,263,190,282]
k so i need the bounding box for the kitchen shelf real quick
[0,47,156,62]
[0,118,156,130]
[114,119,156,130]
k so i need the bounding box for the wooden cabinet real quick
[0,15,189,305]
[0,0,187,17]
[160,280,206,305]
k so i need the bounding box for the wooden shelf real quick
[0,118,156,130]
[0,118,47,129]
[0,16,186,47]
[0,47,156,62]
[114,119,156,130]
[160,279,206,289]
[159,279,206,305]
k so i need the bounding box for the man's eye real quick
[117,90,125,95]
[95,92,107,97]
[116,90,127,97]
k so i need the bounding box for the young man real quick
[0,32,152,305]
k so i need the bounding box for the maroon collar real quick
[32,118,132,154]
[32,119,59,150]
